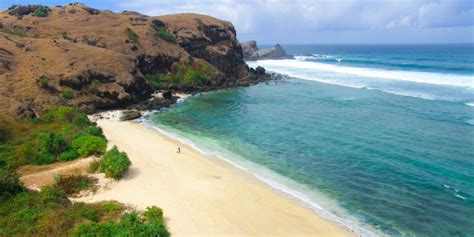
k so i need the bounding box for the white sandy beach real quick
[80,119,354,236]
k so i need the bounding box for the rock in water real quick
[241,41,293,60]
[241,40,259,60]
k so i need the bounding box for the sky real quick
[1,0,473,44]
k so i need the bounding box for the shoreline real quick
[141,121,376,237]
[80,119,355,236]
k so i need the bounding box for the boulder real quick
[162,90,173,100]
[119,110,141,121]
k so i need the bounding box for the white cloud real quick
[115,0,473,42]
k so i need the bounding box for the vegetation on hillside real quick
[62,88,74,99]
[147,61,216,90]
[31,5,50,17]
[0,179,168,236]
[0,105,168,236]
[152,24,176,43]
[126,27,139,44]
[0,106,105,168]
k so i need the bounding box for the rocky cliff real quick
[241,41,292,61]
[0,3,268,117]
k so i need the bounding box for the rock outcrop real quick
[0,3,271,117]
[241,41,292,61]
[241,41,259,61]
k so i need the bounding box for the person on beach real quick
[177,147,181,153]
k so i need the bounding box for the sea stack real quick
[241,40,293,60]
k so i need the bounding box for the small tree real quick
[99,146,131,180]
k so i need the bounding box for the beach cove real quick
[77,119,354,236]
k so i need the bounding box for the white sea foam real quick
[140,119,382,237]
[455,194,467,200]
[465,102,474,107]
[466,119,474,126]
[251,59,474,88]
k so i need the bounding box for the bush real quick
[30,132,67,165]
[58,150,79,161]
[54,174,96,196]
[31,5,50,17]
[88,159,100,174]
[152,24,175,43]
[0,179,168,236]
[72,208,169,237]
[62,88,73,99]
[99,146,131,180]
[126,27,138,44]
[0,167,23,195]
[0,106,100,168]
[143,206,163,221]
[146,61,215,90]
[71,135,107,157]
[85,126,103,137]
[37,76,49,88]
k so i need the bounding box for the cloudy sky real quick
[1,0,473,44]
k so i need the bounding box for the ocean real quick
[144,44,474,236]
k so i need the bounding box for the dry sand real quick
[80,119,354,236]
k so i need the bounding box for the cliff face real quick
[0,3,264,117]
[241,41,292,61]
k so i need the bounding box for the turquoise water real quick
[145,44,474,236]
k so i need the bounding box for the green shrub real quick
[72,208,169,237]
[85,125,103,137]
[32,5,50,17]
[0,167,23,195]
[88,159,100,174]
[0,106,99,168]
[99,146,131,180]
[38,76,49,88]
[126,27,138,44]
[71,135,107,157]
[152,24,175,43]
[146,73,167,90]
[146,62,215,90]
[41,106,87,124]
[38,186,69,206]
[58,150,79,161]
[0,181,168,236]
[62,88,73,99]
[143,206,163,221]
[32,152,55,165]
[54,174,96,196]
[39,132,66,157]
[30,132,67,165]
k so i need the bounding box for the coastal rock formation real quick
[241,41,259,60]
[0,3,271,116]
[241,41,292,60]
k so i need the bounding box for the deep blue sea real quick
[145,44,474,236]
